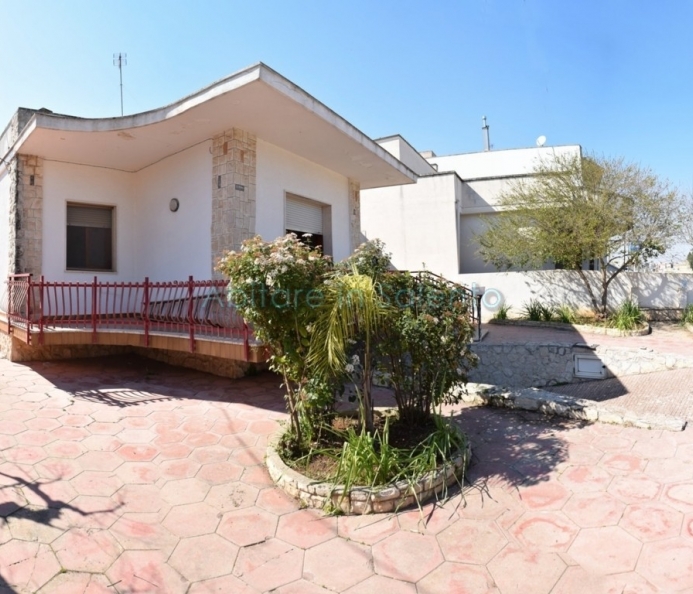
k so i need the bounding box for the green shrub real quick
[493,303,512,320]
[682,304,693,325]
[610,299,645,331]
[522,299,554,322]
[555,304,577,324]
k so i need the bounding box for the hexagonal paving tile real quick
[115,484,167,514]
[509,511,579,552]
[115,461,160,484]
[205,481,259,512]
[232,537,303,591]
[563,492,625,528]
[437,518,507,564]
[416,562,497,594]
[77,450,123,472]
[107,550,189,594]
[620,502,683,542]
[71,471,123,497]
[568,526,642,575]
[372,531,443,583]
[559,465,613,492]
[636,538,693,590]
[188,574,260,594]
[551,566,657,594]
[116,443,159,462]
[487,545,565,594]
[168,533,239,582]
[304,538,373,591]
[111,514,179,554]
[163,502,221,538]
[160,478,210,505]
[600,453,646,474]
[0,540,61,592]
[661,481,693,514]
[516,481,571,510]
[217,507,278,546]
[607,473,662,504]
[7,507,65,543]
[197,461,243,484]
[276,509,338,549]
[338,514,399,546]
[52,528,122,573]
[159,458,202,480]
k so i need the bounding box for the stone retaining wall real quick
[266,431,471,515]
[470,342,693,388]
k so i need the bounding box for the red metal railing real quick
[6,274,252,358]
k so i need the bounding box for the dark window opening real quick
[66,204,114,271]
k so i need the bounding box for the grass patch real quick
[609,299,645,331]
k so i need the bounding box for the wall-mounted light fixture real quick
[169,198,180,212]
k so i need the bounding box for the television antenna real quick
[536,135,547,147]
[113,53,127,116]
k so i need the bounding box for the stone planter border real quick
[462,383,686,432]
[265,427,472,515]
[489,318,650,337]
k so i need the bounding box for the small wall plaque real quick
[235,184,245,192]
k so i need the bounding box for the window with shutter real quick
[285,194,325,251]
[66,203,114,271]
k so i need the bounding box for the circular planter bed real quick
[489,318,650,337]
[265,420,472,515]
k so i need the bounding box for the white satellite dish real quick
[536,135,547,147]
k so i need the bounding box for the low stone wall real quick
[266,430,471,515]
[132,347,251,379]
[8,338,130,362]
[470,342,693,388]
[462,384,686,432]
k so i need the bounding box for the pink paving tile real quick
[81,434,123,451]
[338,514,399,546]
[168,533,239,582]
[607,473,662,504]
[416,562,499,594]
[87,421,122,435]
[232,537,303,592]
[0,540,61,592]
[372,531,443,583]
[593,435,635,452]
[397,502,460,536]
[160,478,210,505]
[50,426,89,441]
[631,433,678,459]
[636,538,693,591]
[437,518,507,564]
[661,481,693,514]
[304,538,373,591]
[44,440,86,459]
[620,502,683,542]
[159,458,201,480]
[343,574,417,594]
[60,495,122,530]
[230,446,265,467]
[37,571,113,594]
[77,450,124,472]
[115,484,167,514]
[241,465,275,488]
[248,420,278,435]
[220,433,258,449]
[186,432,221,447]
[59,414,92,427]
[644,456,693,483]
[684,514,693,541]
[120,416,155,430]
[0,421,27,436]
[217,507,278,546]
[154,429,188,445]
[509,511,579,552]
[188,574,261,594]
[111,514,179,554]
[568,526,642,575]
[15,430,56,446]
[116,443,159,462]
[162,502,221,537]
[551,566,657,594]
[487,545,566,594]
[197,461,244,484]
[212,419,250,436]
[7,509,65,543]
[256,487,299,515]
[156,443,193,460]
[191,445,230,465]
[52,528,122,572]
[276,508,338,549]
[562,492,626,528]
[457,487,516,520]
[4,445,47,465]
[107,550,189,594]
[558,465,613,492]
[71,471,123,497]
[115,461,160,484]
[205,481,259,512]
[22,479,78,508]
[516,481,572,510]
[600,453,646,474]
[24,417,60,432]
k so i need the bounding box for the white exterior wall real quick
[134,142,212,281]
[428,145,581,179]
[457,270,693,321]
[256,138,352,261]
[42,160,136,281]
[361,174,460,276]
[377,137,435,176]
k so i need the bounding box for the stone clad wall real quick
[348,179,363,251]
[469,342,693,388]
[211,128,257,277]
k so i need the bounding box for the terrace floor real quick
[0,355,692,593]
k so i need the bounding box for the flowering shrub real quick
[217,234,332,445]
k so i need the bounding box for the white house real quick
[0,63,416,371]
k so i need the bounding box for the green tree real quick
[477,153,682,317]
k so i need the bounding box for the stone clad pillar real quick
[211,128,257,277]
[9,154,43,276]
[348,179,363,253]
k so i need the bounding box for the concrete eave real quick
[8,63,417,189]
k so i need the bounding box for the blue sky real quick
[2,0,692,194]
